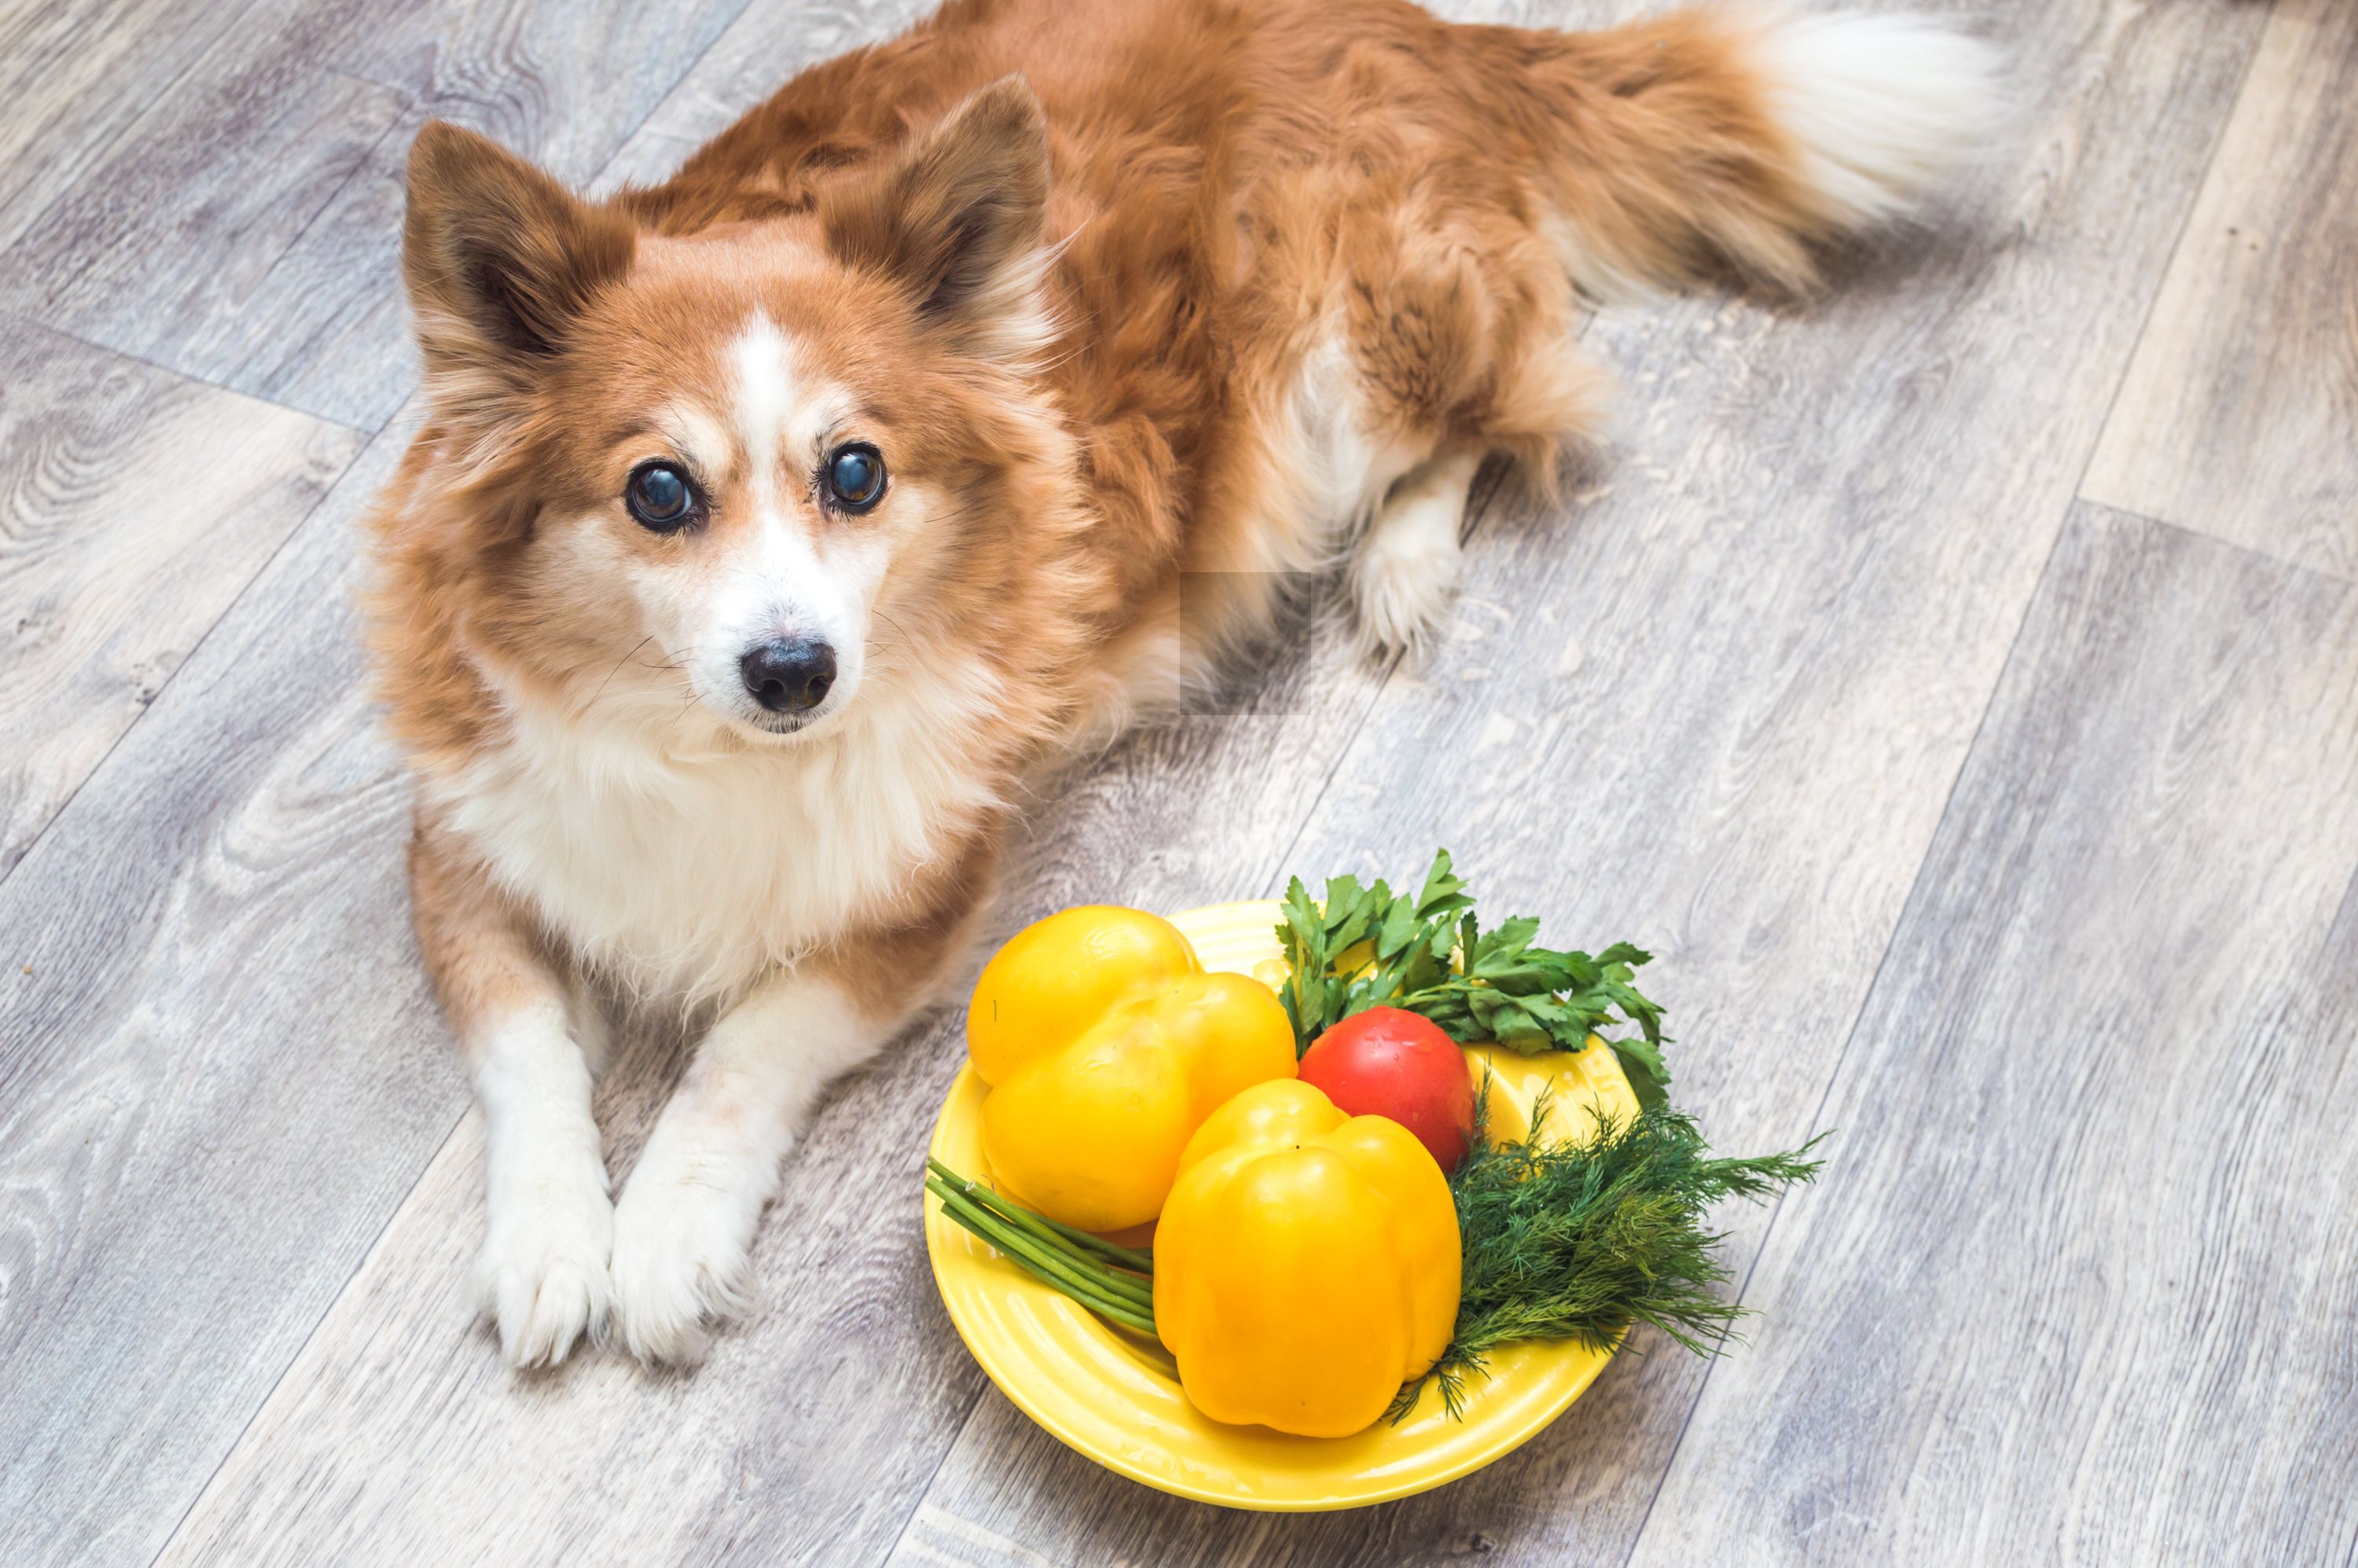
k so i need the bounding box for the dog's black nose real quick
[740,637,836,714]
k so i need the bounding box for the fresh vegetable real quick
[924,1080,1821,1429]
[1154,1079,1461,1438]
[1298,1006,1477,1173]
[927,853,1826,1439]
[924,1159,1156,1335]
[968,906,1296,1231]
[968,905,1199,1083]
[1390,1083,1825,1420]
[1276,849,1673,1108]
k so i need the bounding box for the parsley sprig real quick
[1276,849,1673,1107]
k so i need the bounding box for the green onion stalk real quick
[925,1158,1158,1337]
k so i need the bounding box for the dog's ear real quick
[823,78,1050,340]
[402,122,634,377]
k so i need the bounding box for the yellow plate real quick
[923,899,1641,1511]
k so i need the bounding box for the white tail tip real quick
[1752,9,2009,230]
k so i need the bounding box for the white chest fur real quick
[433,674,1002,1004]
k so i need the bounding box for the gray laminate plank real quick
[1629,509,2358,1567]
[0,0,273,259]
[0,413,451,1568]
[888,0,2272,1562]
[2082,0,2358,581]
[0,0,771,431]
[0,318,361,879]
[0,0,414,424]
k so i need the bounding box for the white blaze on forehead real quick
[730,313,796,507]
[727,311,857,498]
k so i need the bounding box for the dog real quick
[366,0,1999,1367]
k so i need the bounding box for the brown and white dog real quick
[368,0,1997,1367]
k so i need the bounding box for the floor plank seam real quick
[325,0,770,177]
[0,312,376,436]
[1613,23,2290,1552]
[0,420,383,902]
[228,105,421,420]
[1609,428,2108,1568]
[2319,860,2358,966]
[2068,2,2280,530]
[316,58,444,112]
[877,1397,997,1566]
[2076,498,2357,589]
[594,0,772,170]
[1258,644,1404,895]
[141,1104,477,1568]
[325,66,411,97]
[1249,466,1522,897]
[1255,303,1596,896]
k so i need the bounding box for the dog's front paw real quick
[607,1172,759,1365]
[476,1176,613,1369]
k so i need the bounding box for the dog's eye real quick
[823,443,886,513]
[626,461,700,532]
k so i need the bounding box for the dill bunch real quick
[1391,1086,1825,1422]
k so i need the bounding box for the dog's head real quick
[397,81,1066,744]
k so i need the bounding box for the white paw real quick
[476,1172,613,1369]
[607,1170,761,1364]
[1350,522,1462,661]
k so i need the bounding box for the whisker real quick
[582,635,654,707]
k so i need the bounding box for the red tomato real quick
[1298,1007,1475,1173]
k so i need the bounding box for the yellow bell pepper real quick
[968,906,1297,1232]
[1154,1078,1462,1438]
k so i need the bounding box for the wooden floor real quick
[3,0,2354,1562]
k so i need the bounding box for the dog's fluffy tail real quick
[1495,6,2005,297]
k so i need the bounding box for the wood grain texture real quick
[630,0,942,148]
[0,0,272,258]
[891,1,2274,1562]
[0,0,766,430]
[2082,0,2358,580]
[0,317,361,879]
[1629,506,2358,1567]
[0,413,457,1568]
